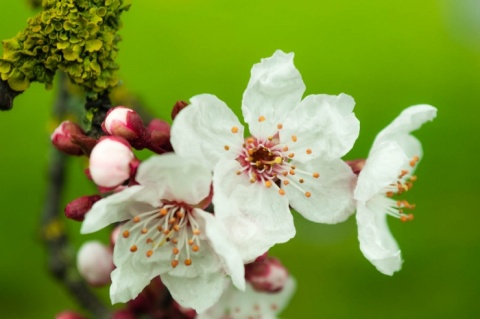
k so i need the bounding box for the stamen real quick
[283,180,289,185]
[172,247,179,254]
[224,145,230,151]
[278,189,285,195]
[313,172,320,178]
[141,228,148,234]
[299,178,304,183]
[277,124,283,129]
[130,245,137,252]
[171,260,179,268]
[160,208,168,216]
[265,181,272,188]
[288,153,295,158]
[258,115,266,122]
[192,245,199,252]
[122,230,130,238]
[185,259,192,266]
[133,216,140,223]
[291,135,297,142]
[306,148,312,154]
[231,126,239,133]
[146,250,153,257]
[305,192,311,198]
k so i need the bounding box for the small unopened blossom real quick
[112,309,137,319]
[55,311,87,319]
[51,120,85,156]
[171,50,359,261]
[89,137,137,188]
[354,105,437,275]
[103,107,146,143]
[245,257,288,293]
[81,154,245,312]
[77,241,114,287]
[65,195,102,221]
[171,100,189,120]
[198,276,296,319]
[146,119,173,154]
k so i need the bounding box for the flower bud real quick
[346,159,366,175]
[146,119,173,154]
[245,257,288,293]
[65,195,102,221]
[112,309,137,319]
[89,137,135,188]
[51,121,85,156]
[55,311,86,319]
[103,107,145,141]
[77,241,114,287]
[171,100,189,120]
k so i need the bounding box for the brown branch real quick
[40,73,111,319]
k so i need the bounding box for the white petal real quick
[373,104,437,155]
[110,264,158,304]
[137,154,212,205]
[242,50,305,139]
[286,159,356,224]
[80,186,158,234]
[162,272,227,313]
[171,94,245,170]
[354,141,408,202]
[280,94,360,163]
[213,160,295,262]
[198,277,296,318]
[356,200,402,276]
[194,208,246,291]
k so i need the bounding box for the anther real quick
[267,136,273,141]
[133,216,140,223]
[193,229,201,235]
[141,228,148,234]
[306,149,312,154]
[172,247,179,255]
[409,155,419,167]
[409,175,417,182]
[130,245,137,252]
[146,250,153,257]
[231,126,239,133]
[173,225,180,231]
[224,145,230,151]
[313,172,320,178]
[146,238,153,244]
[291,135,297,142]
[157,226,163,231]
[172,238,178,244]
[282,146,289,152]
[265,181,272,188]
[289,170,295,175]
[248,149,254,155]
[288,153,295,158]
[279,189,286,195]
[169,217,176,224]
[299,178,304,183]
[171,260,179,268]
[283,180,289,185]
[160,208,168,216]
[122,230,130,238]
[185,259,192,266]
[192,245,199,252]
[258,115,266,122]
[305,192,311,198]
[176,211,184,218]
[188,239,194,245]
[399,169,408,178]
[247,137,255,144]
[282,171,288,177]
[386,191,394,197]
[277,124,283,129]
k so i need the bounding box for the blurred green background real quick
[1,0,479,318]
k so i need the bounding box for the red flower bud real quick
[65,194,101,221]
[245,257,289,293]
[103,107,146,141]
[51,121,86,156]
[146,119,173,154]
[55,311,86,319]
[171,100,189,120]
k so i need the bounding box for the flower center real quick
[382,155,420,222]
[122,203,201,268]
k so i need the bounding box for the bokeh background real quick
[1,0,479,318]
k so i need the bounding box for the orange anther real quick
[169,217,176,224]
[282,146,289,152]
[231,126,239,133]
[141,228,148,234]
[184,259,192,266]
[247,137,255,144]
[122,230,130,238]
[188,239,194,245]
[306,149,312,154]
[282,171,288,176]
[277,124,283,129]
[157,226,163,231]
[172,238,178,244]
[265,181,272,188]
[305,192,311,198]
[176,211,184,218]
[279,189,286,195]
[386,191,394,197]
[146,238,153,244]
[258,115,266,122]
[160,208,168,216]
[172,247,179,254]
[313,172,320,178]
[171,260,179,268]
[224,145,230,151]
[133,216,140,223]
[193,229,201,235]
[267,136,273,141]
[409,175,417,182]
[146,250,153,257]
[288,153,295,158]
[291,135,297,142]
[192,245,200,252]
[289,170,295,175]
[283,180,290,185]
[173,225,180,232]
[130,245,137,252]
[299,178,304,183]
[248,149,254,155]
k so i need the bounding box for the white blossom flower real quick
[354,105,437,275]
[81,154,245,312]
[197,276,296,319]
[171,50,359,261]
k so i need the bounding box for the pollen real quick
[279,189,286,195]
[277,124,283,129]
[130,245,137,252]
[409,155,419,167]
[185,259,192,266]
[224,145,230,151]
[258,115,266,122]
[313,172,320,178]
[306,148,312,154]
[171,260,179,268]
[146,250,153,257]
[231,126,239,133]
[122,230,130,238]
[305,192,311,198]
[399,169,408,178]
[133,216,140,223]
[291,135,297,142]
[265,180,272,188]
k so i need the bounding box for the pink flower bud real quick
[51,121,85,156]
[103,107,145,141]
[55,311,86,319]
[65,195,102,221]
[89,137,135,188]
[112,309,137,319]
[346,159,366,175]
[171,100,189,120]
[146,119,173,154]
[77,241,114,287]
[245,257,289,293]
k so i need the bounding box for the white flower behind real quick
[197,277,296,319]
[354,105,437,275]
[81,154,245,312]
[171,50,359,261]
